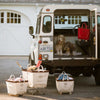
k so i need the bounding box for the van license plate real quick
[40,45,53,52]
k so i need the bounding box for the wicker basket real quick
[6,80,28,96]
[28,70,49,88]
[56,78,74,95]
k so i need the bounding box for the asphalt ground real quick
[0,57,100,100]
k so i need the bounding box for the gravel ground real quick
[0,57,100,100]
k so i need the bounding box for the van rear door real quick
[91,9,97,59]
[39,14,53,61]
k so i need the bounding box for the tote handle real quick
[81,23,88,29]
[9,74,15,81]
[37,65,44,72]
[20,75,25,82]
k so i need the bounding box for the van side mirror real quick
[29,26,34,36]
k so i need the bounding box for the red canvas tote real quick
[78,23,90,40]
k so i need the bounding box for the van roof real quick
[41,4,100,13]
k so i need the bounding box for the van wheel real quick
[49,70,54,74]
[94,66,100,85]
[71,73,80,77]
[29,54,35,65]
[83,73,91,77]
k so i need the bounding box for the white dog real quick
[55,35,65,55]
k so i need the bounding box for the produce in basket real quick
[27,60,43,71]
[57,71,73,81]
[14,75,24,82]
[16,61,37,71]
[27,65,37,71]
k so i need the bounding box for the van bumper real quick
[42,59,100,67]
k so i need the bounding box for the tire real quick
[42,64,54,74]
[94,66,100,85]
[70,72,80,77]
[28,54,35,65]
[83,73,91,77]
[71,73,80,77]
[49,69,54,74]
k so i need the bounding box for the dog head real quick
[64,41,75,54]
[57,35,65,44]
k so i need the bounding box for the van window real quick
[97,15,100,25]
[43,16,52,33]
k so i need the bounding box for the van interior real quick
[54,9,95,58]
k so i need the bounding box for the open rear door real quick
[91,8,97,59]
[97,14,100,58]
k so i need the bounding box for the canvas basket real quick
[28,65,49,88]
[6,75,28,96]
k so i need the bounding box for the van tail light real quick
[38,40,42,44]
[38,54,42,60]
[46,9,50,11]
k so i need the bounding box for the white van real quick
[29,4,100,85]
